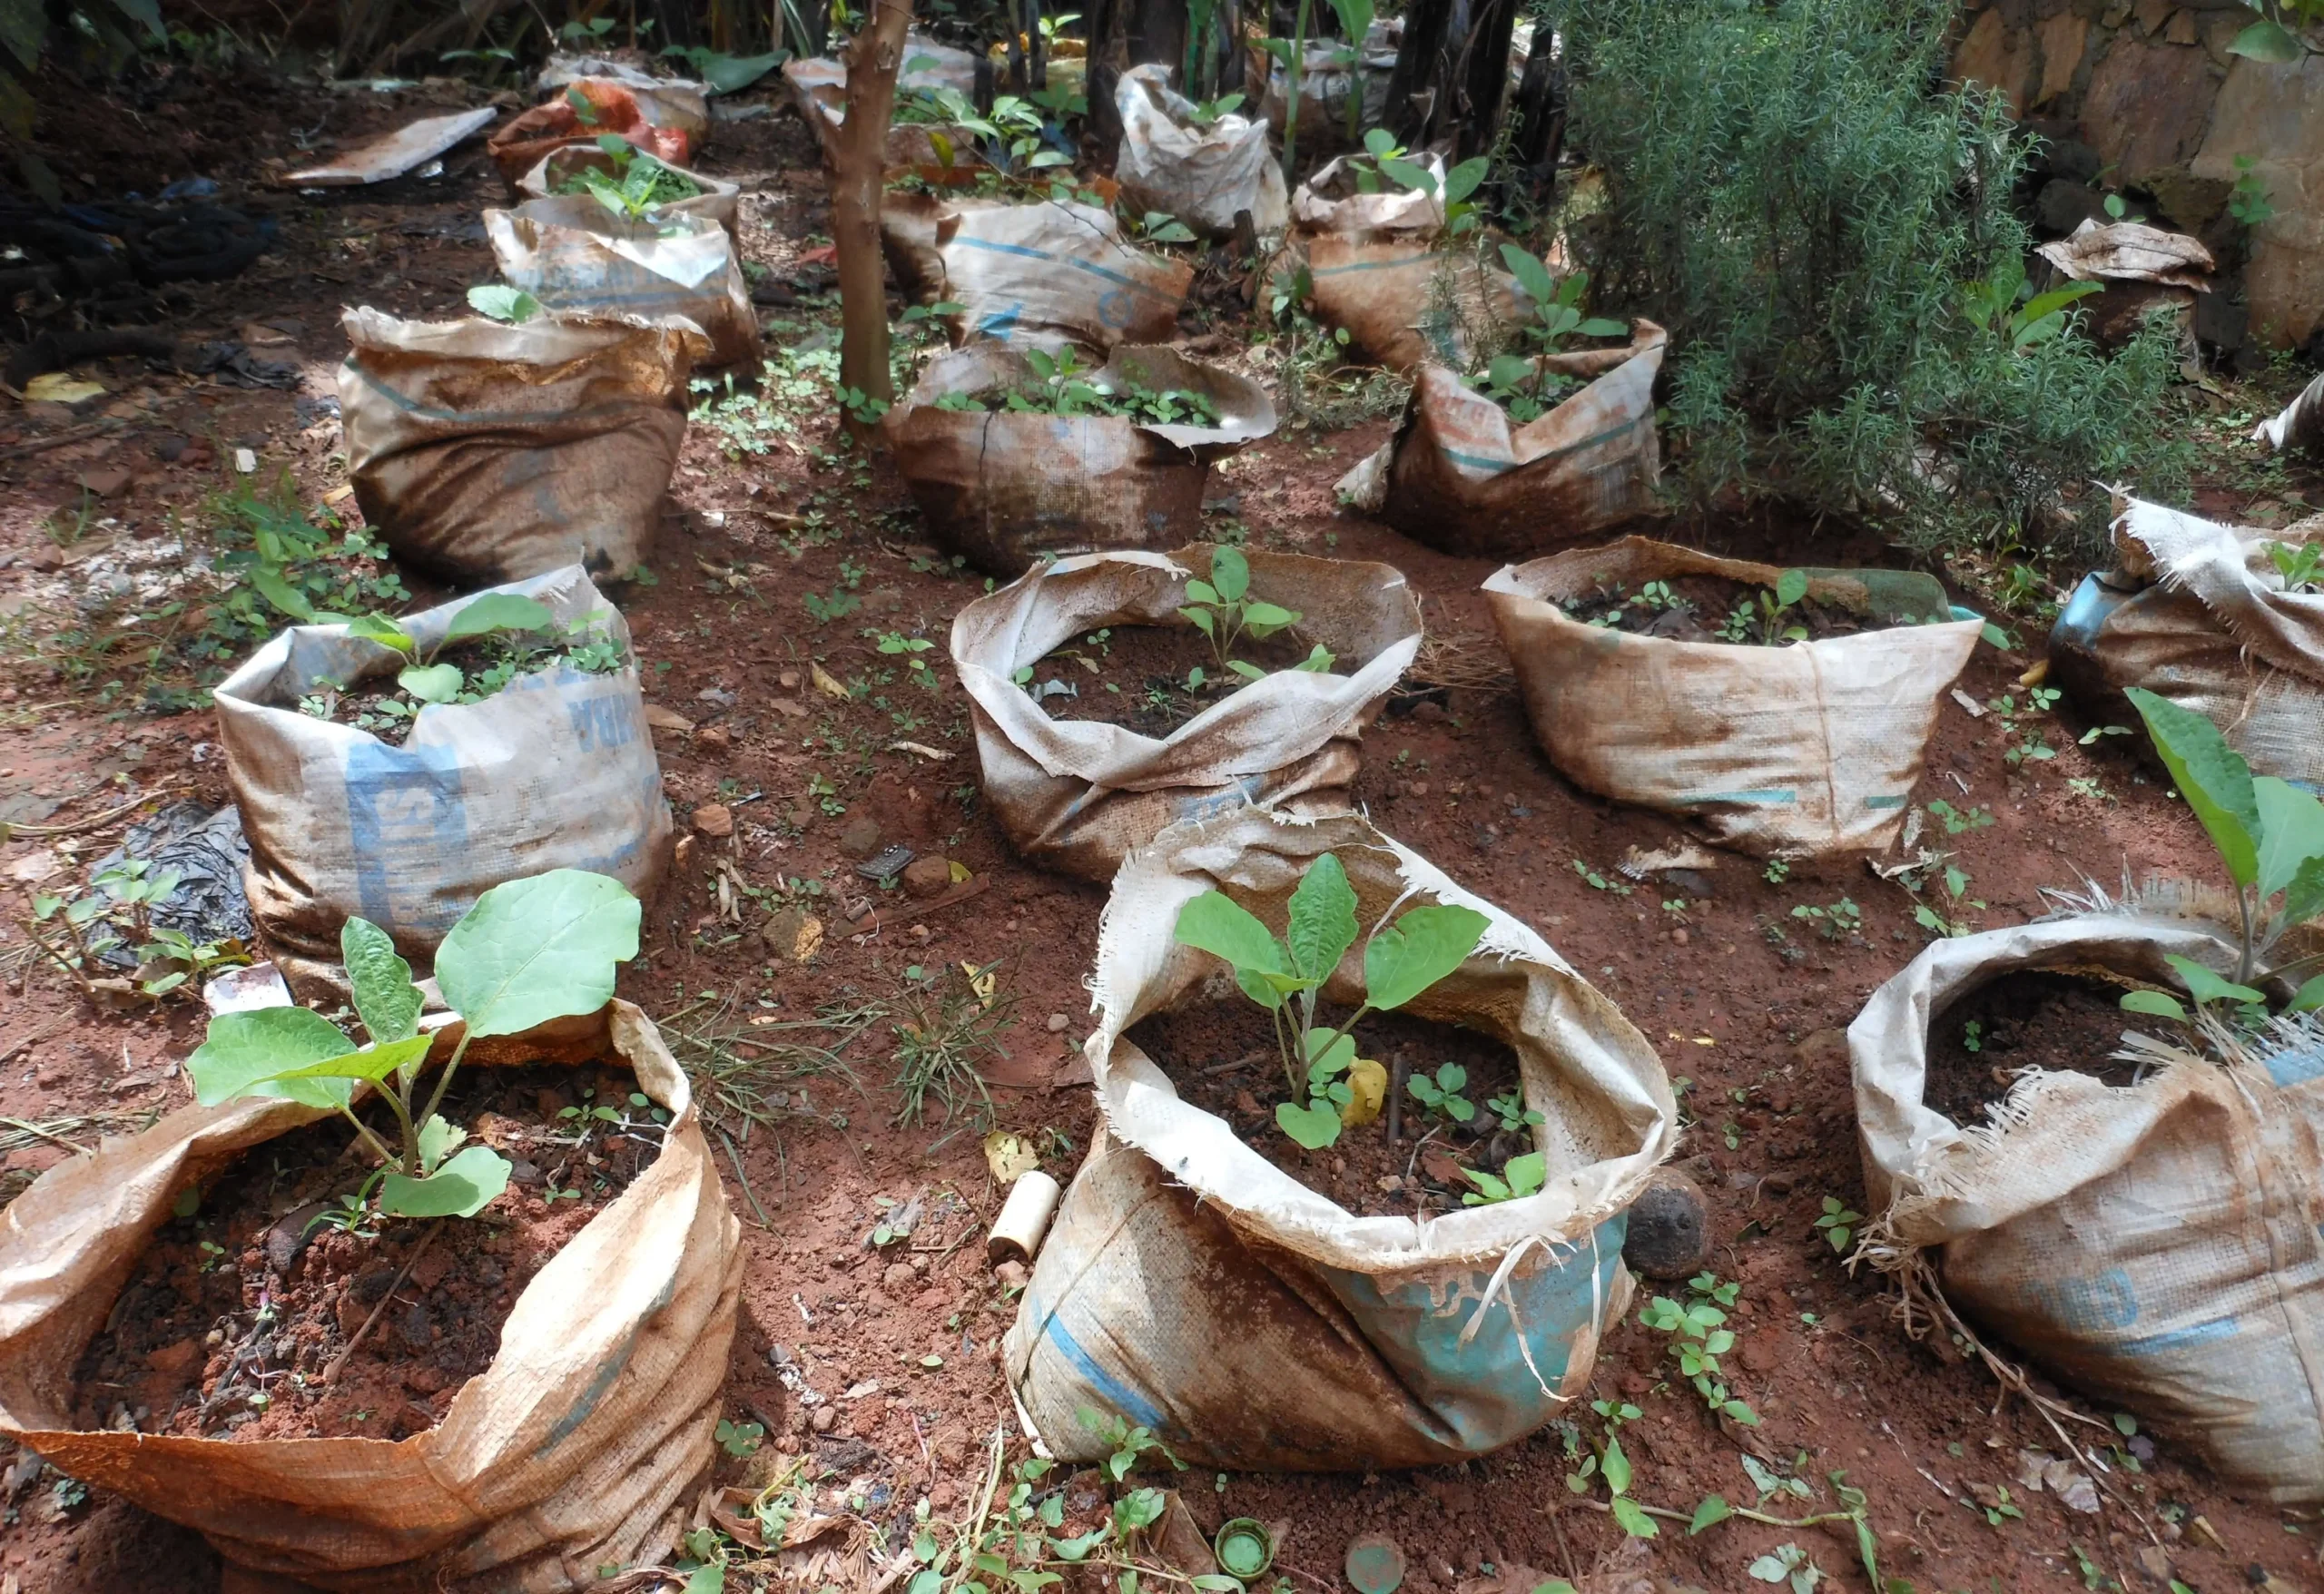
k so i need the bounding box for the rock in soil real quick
[902,856,951,898]
[1623,1167,1709,1280]
[838,814,884,860]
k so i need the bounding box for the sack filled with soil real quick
[951,545,1420,881]
[487,79,696,189]
[338,307,702,585]
[780,36,979,168]
[1304,232,1531,372]
[1850,908,2324,1502]
[214,566,671,998]
[1005,808,1676,1470]
[1343,325,1665,558]
[885,342,1275,576]
[1113,64,1287,238]
[0,997,743,1588]
[926,198,1191,352]
[515,144,741,246]
[2048,496,2324,792]
[1290,153,1446,240]
[1483,536,1981,858]
[1251,30,1397,159]
[485,198,760,371]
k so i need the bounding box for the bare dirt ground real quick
[4,54,2324,1594]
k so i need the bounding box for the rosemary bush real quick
[1561,0,2187,558]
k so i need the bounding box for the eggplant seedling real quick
[188,869,641,1221]
[1172,852,1489,1150]
[1177,545,1305,681]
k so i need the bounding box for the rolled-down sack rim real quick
[340,302,711,372]
[0,999,741,1587]
[2107,495,2324,691]
[514,145,741,235]
[1083,807,1678,1274]
[1290,153,1447,238]
[889,342,1277,458]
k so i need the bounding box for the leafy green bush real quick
[1560,0,2188,558]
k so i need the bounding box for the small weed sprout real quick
[1763,858,1792,885]
[1639,1273,1758,1425]
[1747,1542,1825,1593]
[1813,1196,1863,1254]
[1486,1087,1544,1134]
[1405,1062,1474,1125]
[1790,897,1861,941]
[1177,545,1302,680]
[2267,537,2322,592]
[1715,569,1812,645]
[714,1417,764,1457]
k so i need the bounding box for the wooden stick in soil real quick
[323,1220,446,1385]
[830,0,916,440]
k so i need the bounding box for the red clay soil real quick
[4,54,2324,1594]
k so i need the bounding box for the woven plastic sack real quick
[515,146,741,245]
[485,199,760,370]
[1348,324,1665,558]
[950,546,1420,881]
[780,36,979,166]
[1005,809,1676,1470]
[338,308,701,585]
[1851,911,2324,1502]
[487,80,695,188]
[2048,497,2324,792]
[536,55,712,142]
[0,999,743,1588]
[931,199,1191,352]
[214,567,672,997]
[1305,231,1528,372]
[1251,31,1396,158]
[2257,371,2324,455]
[884,343,1276,575]
[1483,537,1981,858]
[1113,64,1287,239]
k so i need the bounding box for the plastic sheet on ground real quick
[1484,537,1982,858]
[283,107,499,187]
[885,342,1275,575]
[931,199,1191,352]
[2035,219,2215,290]
[950,547,1420,881]
[1113,64,1286,239]
[90,801,252,964]
[516,146,741,245]
[1851,910,2324,1502]
[338,307,702,585]
[780,36,979,165]
[487,81,696,187]
[1006,809,1674,1470]
[0,1000,743,1588]
[2257,371,2324,454]
[214,566,672,996]
[1349,323,1666,558]
[2047,497,2324,792]
[485,198,760,369]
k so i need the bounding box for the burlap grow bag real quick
[486,199,761,371]
[2048,497,2324,792]
[214,567,672,995]
[1851,913,2324,1501]
[0,999,744,1587]
[950,546,1421,881]
[884,343,1277,576]
[1005,810,1676,1470]
[339,308,700,585]
[1113,64,1286,239]
[515,146,740,246]
[931,199,1191,351]
[1354,326,1665,558]
[1484,538,1982,858]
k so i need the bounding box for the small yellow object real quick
[948,859,972,884]
[962,960,996,1007]
[983,1129,1040,1183]
[1340,1058,1388,1127]
[811,662,851,700]
[25,372,105,405]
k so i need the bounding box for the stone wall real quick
[1953,0,2324,349]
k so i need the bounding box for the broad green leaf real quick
[1688,1494,1731,1534]
[1576,317,1629,338]
[379,1144,512,1217]
[251,565,316,623]
[2288,974,2324,1014]
[2120,989,2189,1023]
[1775,569,1808,607]
[2228,16,2303,62]
[1305,1028,1355,1081]
[189,1007,356,1108]
[399,662,464,704]
[683,1560,725,1594]
[1241,600,1299,630]
[1226,659,1267,680]
[1209,546,1250,603]
[1488,353,1532,390]
[1364,903,1490,1010]
[1178,605,1216,640]
[1459,1167,1511,1204]
[467,283,542,323]
[2163,952,2263,1007]
[261,1033,431,1087]
[1174,890,1288,975]
[1363,127,1396,158]
[1286,853,1359,983]
[332,612,415,654]
[1503,1149,1546,1196]
[2281,854,2324,930]
[1184,578,1220,606]
[1377,156,1437,195]
[342,916,422,1045]
[416,1112,468,1174]
[2254,776,2324,901]
[1499,243,1558,309]
[1600,1436,1633,1494]
[2127,688,2260,888]
[1443,156,1489,204]
[694,47,782,93]
[1235,969,1288,1010]
[1275,1097,1343,1148]
[434,869,641,1038]
[443,593,556,644]
[2019,281,2102,323]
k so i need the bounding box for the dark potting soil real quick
[1561,573,1884,645]
[1028,620,1341,736]
[1128,998,1528,1219]
[1922,970,2142,1123]
[68,1061,664,1445]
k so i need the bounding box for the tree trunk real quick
[1449,0,1516,162]
[832,0,916,438]
[1503,36,1563,211]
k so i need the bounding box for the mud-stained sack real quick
[0,1000,743,1589]
[1290,153,1445,240]
[487,80,696,187]
[2048,497,2324,792]
[1113,64,1286,239]
[1250,30,1397,159]
[885,343,1276,576]
[1484,537,1981,858]
[536,55,713,142]
[1306,232,1528,372]
[950,547,1420,881]
[781,36,979,166]
[1851,912,2324,1502]
[2258,371,2324,455]
[1006,810,1675,1470]
[1352,326,1665,557]
[339,307,701,585]
[214,567,672,996]
[933,199,1191,352]
[486,199,760,370]
[516,146,741,245]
